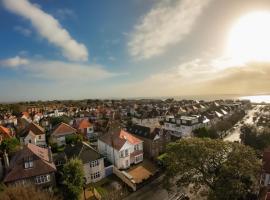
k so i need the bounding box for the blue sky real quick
[1,0,270,101]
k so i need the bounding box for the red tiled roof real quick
[4,143,56,183]
[0,126,12,138]
[22,112,30,118]
[52,122,76,136]
[78,119,92,129]
[99,129,142,151]
[119,130,142,145]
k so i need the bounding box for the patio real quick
[126,159,158,184]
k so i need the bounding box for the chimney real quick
[3,151,9,169]
[48,146,53,163]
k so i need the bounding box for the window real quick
[125,149,128,157]
[125,160,129,167]
[90,160,99,167]
[120,151,123,158]
[134,144,139,151]
[35,174,50,184]
[38,135,41,139]
[24,156,33,169]
[135,154,143,163]
[91,172,100,180]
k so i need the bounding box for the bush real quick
[65,134,83,145]
[193,127,219,139]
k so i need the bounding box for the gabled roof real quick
[64,142,102,164]
[4,143,56,183]
[99,123,142,151]
[75,118,92,129]
[52,122,76,136]
[119,130,142,145]
[20,122,45,137]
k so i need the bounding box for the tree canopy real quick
[163,138,260,200]
[62,158,84,200]
[240,124,270,151]
[50,116,70,127]
[65,134,83,145]
[0,138,20,154]
[193,127,219,139]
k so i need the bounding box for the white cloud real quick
[0,56,113,81]
[128,0,212,59]
[0,56,29,68]
[14,25,32,36]
[3,0,88,62]
[56,8,76,20]
[26,60,113,81]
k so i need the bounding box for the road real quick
[223,105,262,142]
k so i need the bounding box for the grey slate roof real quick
[64,142,102,164]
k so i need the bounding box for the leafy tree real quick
[62,158,84,200]
[0,138,20,154]
[193,127,219,139]
[50,116,70,127]
[240,125,270,151]
[0,184,61,200]
[65,134,83,145]
[163,138,260,200]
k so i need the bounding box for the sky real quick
[1,0,270,102]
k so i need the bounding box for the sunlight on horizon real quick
[227,11,270,63]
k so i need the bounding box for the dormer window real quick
[90,160,99,167]
[24,156,33,169]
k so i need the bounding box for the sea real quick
[156,94,270,103]
[239,95,270,103]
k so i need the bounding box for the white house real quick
[164,115,204,137]
[64,142,109,183]
[132,117,160,127]
[20,122,46,147]
[98,127,143,169]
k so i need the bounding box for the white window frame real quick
[91,171,100,180]
[35,174,50,184]
[90,160,99,167]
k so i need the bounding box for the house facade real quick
[4,143,56,188]
[51,122,77,146]
[64,142,109,183]
[164,115,204,137]
[73,118,94,139]
[20,122,46,147]
[98,124,143,169]
[127,124,170,159]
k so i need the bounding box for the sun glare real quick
[227,12,270,63]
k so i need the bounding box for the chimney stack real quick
[3,150,9,169]
[48,146,53,163]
